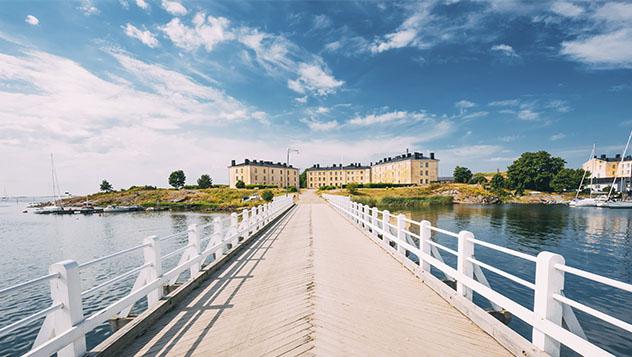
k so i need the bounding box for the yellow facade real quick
[229,159,299,189]
[306,164,371,189]
[582,156,632,179]
[371,152,439,185]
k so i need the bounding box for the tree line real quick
[99,170,214,192]
[453,151,587,194]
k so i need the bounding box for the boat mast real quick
[576,144,595,200]
[607,130,632,200]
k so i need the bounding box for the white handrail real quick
[0,194,295,357]
[322,194,627,357]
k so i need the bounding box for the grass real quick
[353,195,453,209]
[62,187,289,212]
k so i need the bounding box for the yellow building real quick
[305,163,371,189]
[229,159,299,189]
[370,152,438,185]
[581,154,632,192]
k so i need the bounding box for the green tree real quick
[490,173,506,191]
[261,190,274,201]
[299,171,307,188]
[550,169,588,193]
[100,180,113,192]
[197,174,213,189]
[469,173,488,185]
[235,180,245,189]
[507,151,565,192]
[168,170,186,189]
[287,186,298,193]
[453,166,473,183]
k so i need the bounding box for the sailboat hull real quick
[569,199,598,207]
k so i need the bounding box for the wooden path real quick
[121,191,510,356]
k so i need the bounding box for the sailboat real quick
[597,130,632,209]
[34,154,67,214]
[569,144,604,207]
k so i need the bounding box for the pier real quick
[2,192,631,356]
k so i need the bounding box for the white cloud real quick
[79,0,99,15]
[349,111,432,126]
[288,63,344,96]
[461,111,489,120]
[161,14,233,52]
[551,1,584,18]
[593,2,632,24]
[498,134,522,142]
[550,133,567,141]
[547,99,571,113]
[135,0,149,10]
[561,29,632,68]
[161,0,187,16]
[123,24,159,48]
[312,14,332,30]
[491,44,519,57]
[518,109,540,121]
[302,119,340,131]
[370,28,418,53]
[25,15,39,26]
[489,99,519,106]
[369,3,432,54]
[294,96,307,104]
[316,106,329,114]
[455,100,476,109]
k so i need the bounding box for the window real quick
[425,170,428,175]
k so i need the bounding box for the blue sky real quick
[1,0,632,195]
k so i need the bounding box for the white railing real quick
[322,194,631,357]
[0,195,294,357]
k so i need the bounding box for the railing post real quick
[187,224,201,276]
[457,230,474,301]
[419,220,432,272]
[240,209,249,237]
[533,252,565,357]
[371,207,378,237]
[143,235,163,307]
[36,260,86,357]
[250,207,257,234]
[382,210,391,242]
[213,217,227,253]
[397,214,406,256]
[230,212,239,243]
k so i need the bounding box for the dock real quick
[5,191,629,357]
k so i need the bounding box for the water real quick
[392,204,632,356]
[0,199,228,356]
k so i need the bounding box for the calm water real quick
[393,204,632,356]
[0,199,227,356]
[1,201,631,356]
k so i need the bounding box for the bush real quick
[245,184,277,189]
[317,185,337,191]
[469,174,488,185]
[261,190,274,201]
[183,185,199,190]
[287,186,298,193]
[490,173,506,191]
[235,180,245,189]
[100,180,113,192]
[347,183,360,195]
[602,186,612,193]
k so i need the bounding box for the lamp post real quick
[287,148,299,189]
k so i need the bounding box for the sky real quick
[1,0,632,196]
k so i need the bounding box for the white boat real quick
[569,145,599,207]
[598,201,632,209]
[34,205,64,214]
[103,205,130,212]
[569,198,598,207]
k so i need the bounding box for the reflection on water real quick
[393,204,632,356]
[0,201,228,356]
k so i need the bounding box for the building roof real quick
[230,159,297,169]
[371,152,437,166]
[305,163,370,171]
[592,154,632,163]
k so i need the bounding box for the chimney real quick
[430,152,435,160]
[616,154,621,159]
[245,159,250,164]
[601,154,607,159]
[231,159,236,166]
[406,148,409,154]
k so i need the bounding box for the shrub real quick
[347,183,360,195]
[183,185,199,190]
[197,174,213,189]
[453,166,473,183]
[100,180,113,192]
[317,185,337,191]
[245,184,277,189]
[469,174,488,185]
[235,180,245,189]
[261,190,274,201]
[287,186,298,193]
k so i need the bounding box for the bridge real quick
[1,191,631,356]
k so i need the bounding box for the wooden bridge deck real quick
[121,191,510,356]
